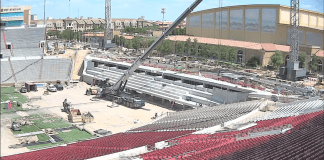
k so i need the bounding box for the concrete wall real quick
[211,87,249,104]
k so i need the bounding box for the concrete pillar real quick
[162,98,165,104]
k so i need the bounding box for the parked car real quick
[54,84,64,91]
[47,85,57,92]
[20,87,27,93]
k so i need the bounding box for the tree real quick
[125,39,132,49]
[47,30,60,39]
[120,36,126,46]
[156,43,164,56]
[157,40,173,56]
[113,35,120,44]
[185,38,191,55]
[299,52,306,68]
[176,41,185,54]
[200,44,209,57]
[308,55,319,73]
[227,47,237,63]
[132,37,141,51]
[247,56,260,67]
[191,38,199,56]
[60,29,75,41]
[270,51,284,69]
[220,45,229,60]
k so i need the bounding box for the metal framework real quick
[289,0,300,62]
[104,0,112,47]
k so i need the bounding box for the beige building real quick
[185,4,324,72]
[186,4,323,49]
[1,5,31,26]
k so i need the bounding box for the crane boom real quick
[103,0,203,95]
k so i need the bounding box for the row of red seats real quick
[2,131,193,160]
[141,111,324,159]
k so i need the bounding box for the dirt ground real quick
[1,82,174,157]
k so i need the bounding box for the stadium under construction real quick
[1,0,323,160]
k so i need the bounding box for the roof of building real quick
[92,19,101,24]
[316,50,324,57]
[83,19,93,24]
[166,35,292,53]
[99,19,106,24]
[261,43,277,51]
[83,33,104,37]
[76,20,85,24]
[124,36,134,40]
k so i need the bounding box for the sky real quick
[1,0,323,21]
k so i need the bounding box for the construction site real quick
[1,0,323,159]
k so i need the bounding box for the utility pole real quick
[161,8,165,33]
[44,0,46,54]
[218,0,222,61]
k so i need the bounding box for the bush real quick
[246,56,260,67]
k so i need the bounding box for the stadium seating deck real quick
[3,27,45,49]
[1,131,194,160]
[218,111,324,160]
[130,101,261,132]
[11,59,42,82]
[140,110,324,160]
[0,60,15,83]
[1,57,72,83]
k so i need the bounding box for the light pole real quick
[161,8,165,33]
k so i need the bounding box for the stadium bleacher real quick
[1,57,72,83]
[1,131,194,160]
[11,58,42,82]
[140,110,324,160]
[130,100,261,132]
[0,60,15,83]
[41,58,72,81]
[3,27,45,49]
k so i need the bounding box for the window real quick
[230,9,243,30]
[245,9,259,32]
[261,8,276,33]
[202,13,214,28]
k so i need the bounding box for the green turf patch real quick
[33,117,71,129]
[37,134,50,142]
[13,125,40,134]
[57,128,92,143]
[26,142,65,150]
[1,87,29,114]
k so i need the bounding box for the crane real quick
[104,0,112,48]
[98,0,203,108]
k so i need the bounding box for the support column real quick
[162,98,165,104]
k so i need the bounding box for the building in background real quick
[30,14,37,20]
[185,4,324,72]
[0,5,31,27]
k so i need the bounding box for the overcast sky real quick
[1,0,323,21]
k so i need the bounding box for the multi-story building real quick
[183,4,324,72]
[63,17,74,30]
[30,14,37,20]
[30,17,148,32]
[0,5,31,27]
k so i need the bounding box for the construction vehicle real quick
[96,0,203,109]
[86,86,101,96]
[20,87,27,93]
[62,99,73,113]
[12,122,21,131]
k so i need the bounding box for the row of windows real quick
[190,8,277,33]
